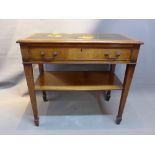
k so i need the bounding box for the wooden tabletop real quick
[17,33,143,44]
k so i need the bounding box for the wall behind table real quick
[94,19,155,86]
[0,19,154,90]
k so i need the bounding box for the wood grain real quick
[35,71,123,91]
[116,64,136,124]
[23,64,39,126]
[17,33,143,125]
[29,47,132,62]
[17,33,143,44]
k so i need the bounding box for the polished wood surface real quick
[17,33,143,44]
[38,64,48,102]
[35,71,123,91]
[23,64,39,126]
[29,47,131,62]
[17,33,143,126]
[19,34,142,65]
[116,64,136,124]
[104,64,116,101]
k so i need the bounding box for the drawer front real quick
[29,47,132,61]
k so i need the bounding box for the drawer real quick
[29,47,132,61]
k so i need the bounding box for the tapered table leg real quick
[23,64,39,126]
[39,64,48,102]
[43,91,48,102]
[104,90,111,101]
[104,64,116,101]
[110,64,116,73]
[116,64,136,124]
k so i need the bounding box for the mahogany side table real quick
[17,33,143,126]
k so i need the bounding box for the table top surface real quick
[17,33,143,44]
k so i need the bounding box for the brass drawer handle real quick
[40,51,58,61]
[40,51,45,56]
[104,52,121,59]
[53,51,58,56]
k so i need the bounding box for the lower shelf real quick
[35,71,123,91]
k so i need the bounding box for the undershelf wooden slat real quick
[35,71,123,91]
